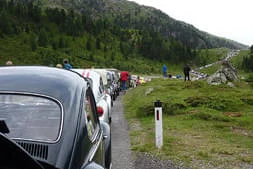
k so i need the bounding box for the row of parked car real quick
[72,68,122,124]
[0,66,118,169]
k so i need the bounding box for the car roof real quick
[107,69,120,80]
[0,66,88,168]
[90,69,109,85]
[0,66,85,100]
[72,69,100,83]
[72,69,102,102]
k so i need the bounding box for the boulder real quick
[207,61,239,86]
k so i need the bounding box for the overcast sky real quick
[129,0,253,46]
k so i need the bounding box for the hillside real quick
[0,0,250,73]
[38,0,248,49]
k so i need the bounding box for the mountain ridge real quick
[36,0,248,49]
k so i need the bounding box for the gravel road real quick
[111,91,135,169]
[111,91,187,169]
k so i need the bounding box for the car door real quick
[98,77,111,123]
[84,87,105,167]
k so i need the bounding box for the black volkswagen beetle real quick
[0,66,111,169]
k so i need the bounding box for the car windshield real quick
[87,78,99,102]
[87,78,93,89]
[0,94,62,142]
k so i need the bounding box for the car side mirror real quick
[82,162,104,169]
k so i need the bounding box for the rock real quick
[145,88,154,96]
[207,61,239,86]
[227,82,235,88]
[207,72,227,85]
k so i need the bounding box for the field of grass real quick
[123,78,253,169]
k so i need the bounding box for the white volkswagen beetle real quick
[91,69,116,105]
[72,69,112,124]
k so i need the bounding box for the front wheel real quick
[113,93,116,101]
[111,99,113,107]
[101,122,112,169]
[105,137,111,169]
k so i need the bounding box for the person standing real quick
[163,65,167,77]
[120,71,129,90]
[183,65,191,81]
[63,59,72,70]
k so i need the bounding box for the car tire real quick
[111,99,113,107]
[101,122,111,169]
[105,135,111,169]
[109,116,111,124]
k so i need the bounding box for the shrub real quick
[137,104,154,117]
[184,96,210,107]
[240,96,253,105]
[163,102,187,115]
[245,73,253,82]
[183,80,204,89]
[137,102,187,118]
[185,96,243,112]
[189,112,232,122]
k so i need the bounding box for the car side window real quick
[106,72,111,84]
[85,88,98,139]
[99,77,104,94]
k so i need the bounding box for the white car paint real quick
[72,69,112,124]
[91,69,117,102]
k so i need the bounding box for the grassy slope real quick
[230,49,252,79]
[123,78,253,169]
[0,33,160,73]
[0,32,178,74]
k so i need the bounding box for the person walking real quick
[183,65,191,81]
[63,59,72,70]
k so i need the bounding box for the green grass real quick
[198,63,220,75]
[123,78,253,169]
[198,48,228,64]
[231,50,249,70]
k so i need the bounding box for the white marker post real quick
[154,100,163,149]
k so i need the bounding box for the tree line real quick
[242,45,253,72]
[0,0,220,71]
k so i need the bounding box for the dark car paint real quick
[0,133,43,169]
[0,131,105,169]
[0,66,109,169]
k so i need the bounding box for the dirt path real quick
[111,92,135,169]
